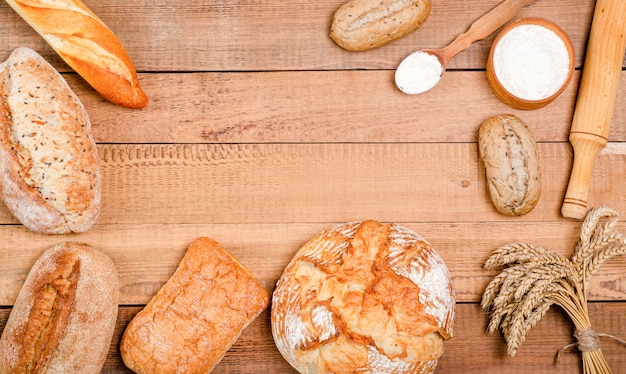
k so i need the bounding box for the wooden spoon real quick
[395,0,537,95]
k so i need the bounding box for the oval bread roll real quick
[478,114,542,216]
[0,242,119,374]
[271,220,455,374]
[0,47,101,234]
[330,0,432,51]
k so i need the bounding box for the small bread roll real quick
[0,47,101,234]
[330,0,432,51]
[0,242,119,374]
[271,220,455,374]
[120,237,270,374]
[478,114,542,216]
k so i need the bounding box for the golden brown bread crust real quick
[0,242,119,374]
[5,0,148,108]
[120,237,270,374]
[0,47,101,234]
[330,0,432,51]
[271,220,455,374]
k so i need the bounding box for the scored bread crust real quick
[5,0,148,108]
[0,242,119,374]
[120,237,271,374]
[478,114,542,216]
[271,220,455,374]
[0,47,101,234]
[330,0,432,51]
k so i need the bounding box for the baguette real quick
[0,47,101,234]
[120,237,270,374]
[0,242,119,374]
[5,0,148,109]
[330,0,432,51]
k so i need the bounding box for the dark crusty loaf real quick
[0,242,119,374]
[120,237,270,374]
[271,220,456,373]
[0,47,101,234]
[5,0,148,108]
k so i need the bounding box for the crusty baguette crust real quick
[5,0,148,108]
[0,47,101,234]
[330,0,432,51]
[120,237,270,374]
[0,242,119,374]
[271,220,455,374]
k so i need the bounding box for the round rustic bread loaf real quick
[271,220,455,374]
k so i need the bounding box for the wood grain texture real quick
[0,0,625,372]
[102,303,626,373]
[0,0,596,72]
[0,142,619,224]
[0,222,624,306]
[2,303,625,373]
[43,71,623,144]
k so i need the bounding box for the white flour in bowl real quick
[493,24,570,101]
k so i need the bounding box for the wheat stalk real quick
[586,240,626,277]
[481,206,626,374]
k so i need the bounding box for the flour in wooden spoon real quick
[395,51,443,94]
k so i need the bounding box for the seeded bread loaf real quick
[5,0,148,108]
[271,220,455,374]
[0,47,101,234]
[120,237,270,374]
[0,242,119,374]
[330,0,432,51]
[478,114,542,216]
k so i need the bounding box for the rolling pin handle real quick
[561,134,606,220]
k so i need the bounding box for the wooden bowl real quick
[486,18,575,110]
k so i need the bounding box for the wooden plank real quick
[2,303,624,373]
[0,142,624,225]
[1,222,625,306]
[0,1,624,373]
[60,70,626,144]
[0,0,596,71]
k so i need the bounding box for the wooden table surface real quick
[1,0,626,373]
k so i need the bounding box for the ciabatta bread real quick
[120,237,270,374]
[5,0,148,108]
[0,47,101,234]
[271,220,455,374]
[0,242,119,374]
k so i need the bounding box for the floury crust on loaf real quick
[0,242,119,374]
[271,220,455,374]
[0,47,101,234]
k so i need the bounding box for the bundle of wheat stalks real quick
[482,206,626,373]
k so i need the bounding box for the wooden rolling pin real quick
[561,0,626,219]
